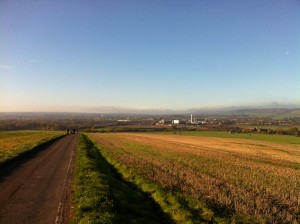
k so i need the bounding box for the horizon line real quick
[1,105,300,115]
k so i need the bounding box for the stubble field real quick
[89,132,300,223]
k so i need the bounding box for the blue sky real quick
[1,0,299,112]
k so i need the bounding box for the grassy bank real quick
[72,134,114,223]
[72,134,174,224]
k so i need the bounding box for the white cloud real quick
[0,64,12,69]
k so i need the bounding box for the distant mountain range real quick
[188,103,300,117]
[220,108,300,118]
[80,103,298,115]
[73,105,300,119]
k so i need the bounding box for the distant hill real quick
[224,108,300,118]
[2,105,300,119]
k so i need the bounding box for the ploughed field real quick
[89,132,300,223]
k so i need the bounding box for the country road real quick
[0,134,78,224]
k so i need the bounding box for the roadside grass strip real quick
[0,130,64,165]
[72,134,114,223]
[73,134,174,224]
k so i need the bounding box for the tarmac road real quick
[0,134,78,224]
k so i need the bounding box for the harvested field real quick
[89,132,300,223]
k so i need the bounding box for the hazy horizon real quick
[1,1,299,112]
[1,102,300,114]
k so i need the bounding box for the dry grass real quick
[89,132,300,223]
[0,130,63,163]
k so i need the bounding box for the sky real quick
[1,0,300,113]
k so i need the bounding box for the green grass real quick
[72,134,114,224]
[158,131,300,144]
[0,130,64,165]
[73,134,174,224]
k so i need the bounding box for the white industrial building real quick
[190,114,207,125]
[172,120,180,125]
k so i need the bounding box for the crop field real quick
[88,132,300,223]
[0,130,64,164]
[160,131,300,144]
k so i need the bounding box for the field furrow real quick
[89,132,300,223]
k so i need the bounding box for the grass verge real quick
[72,134,174,224]
[72,134,114,223]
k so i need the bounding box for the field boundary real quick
[72,134,175,224]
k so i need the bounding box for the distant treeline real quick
[0,113,158,131]
[0,113,92,131]
[87,125,300,137]
[228,127,300,136]
[0,113,299,137]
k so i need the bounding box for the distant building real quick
[156,119,165,125]
[199,121,208,125]
[172,120,180,125]
[118,119,130,122]
[190,114,207,125]
[190,114,197,124]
